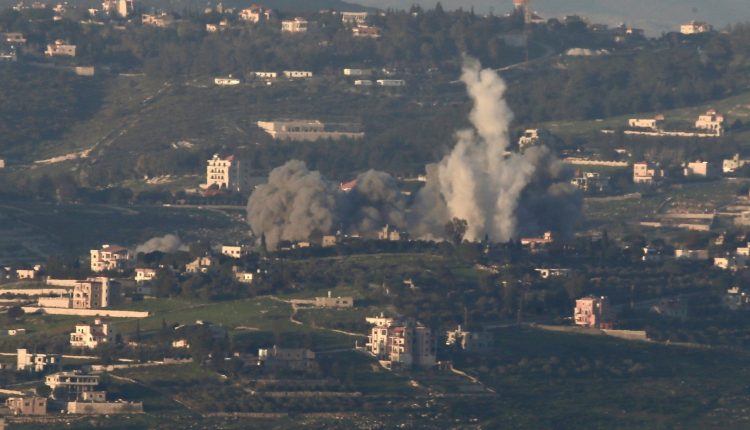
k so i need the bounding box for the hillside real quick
[0,0,371,13]
[353,0,750,35]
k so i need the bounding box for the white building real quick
[680,21,713,35]
[69,318,114,349]
[343,68,372,77]
[518,129,550,151]
[17,349,61,373]
[283,70,313,79]
[695,109,725,136]
[633,161,664,184]
[233,270,254,284]
[675,249,709,260]
[341,12,369,26]
[535,268,571,279]
[214,76,241,86]
[134,268,156,283]
[45,372,100,398]
[354,79,373,86]
[72,277,118,309]
[185,256,216,273]
[253,71,278,79]
[377,225,402,241]
[102,0,133,18]
[221,245,249,259]
[723,154,750,174]
[281,17,308,33]
[202,154,241,192]
[683,161,716,177]
[365,314,435,368]
[91,244,130,272]
[376,79,406,87]
[628,115,664,130]
[141,13,173,28]
[45,40,76,57]
[257,120,364,141]
[239,5,272,23]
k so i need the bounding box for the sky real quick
[352,0,750,35]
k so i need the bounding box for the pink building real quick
[574,296,612,329]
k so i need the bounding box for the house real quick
[5,329,26,336]
[724,287,750,310]
[680,21,712,35]
[354,79,373,86]
[343,68,372,77]
[570,171,609,193]
[67,393,143,414]
[675,249,709,260]
[233,270,254,284]
[518,128,550,150]
[377,225,401,241]
[445,325,493,353]
[45,40,76,57]
[281,17,308,33]
[257,120,364,141]
[633,161,665,184]
[573,296,613,329]
[134,268,156,283]
[214,76,241,86]
[258,346,316,371]
[17,349,61,373]
[69,318,115,349]
[202,154,241,192]
[102,0,133,18]
[628,115,664,130]
[16,267,39,280]
[5,396,47,416]
[314,291,354,308]
[141,13,173,28]
[352,25,381,38]
[683,161,717,178]
[90,244,130,272]
[535,268,571,279]
[723,154,750,173]
[322,235,338,247]
[185,256,216,273]
[221,245,250,259]
[206,19,231,32]
[4,32,27,44]
[45,371,100,399]
[239,5,272,23]
[365,314,436,368]
[376,79,405,87]
[341,11,368,26]
[282,70,313,79]
[171,339,190,349]
[695,109,725,136]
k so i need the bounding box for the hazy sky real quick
[353,0,750,35]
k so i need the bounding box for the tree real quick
[7,306,24,322]
[444,218,468,246]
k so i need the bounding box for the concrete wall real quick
[67,401,143,414]
[0,289,70,296]
[45,279,79,287]
[22,307,149,318]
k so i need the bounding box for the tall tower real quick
[116,0,134,18]
[513,0,532,24]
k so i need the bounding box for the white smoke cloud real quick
[135,234,188,254]
[247,57,581,247]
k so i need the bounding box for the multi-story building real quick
[17,349,61,373]
[203,154,241,191]
[633,161,664,184]
[5,396,47,415]
[343,68,372,77]
[570,171,609,193]
[69,318,115,349]
[628,115,664,130]
[282,70,313,79]
[365,314,436,368]
[281,17,308,33]
[680,21,713,35]
[45,371,100,399]
[257,346,316,371]
[185,256,216,273]
[257,120,364,141]
[45,40,76,57]
[574,296,612,329]
[445,325,493,353]
[352,25,381,38]
[90,244,130,272]
[72,277,118,309]
[695,109,725,136]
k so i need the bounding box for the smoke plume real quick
[135,234,187,254]
[246,57,581,248]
